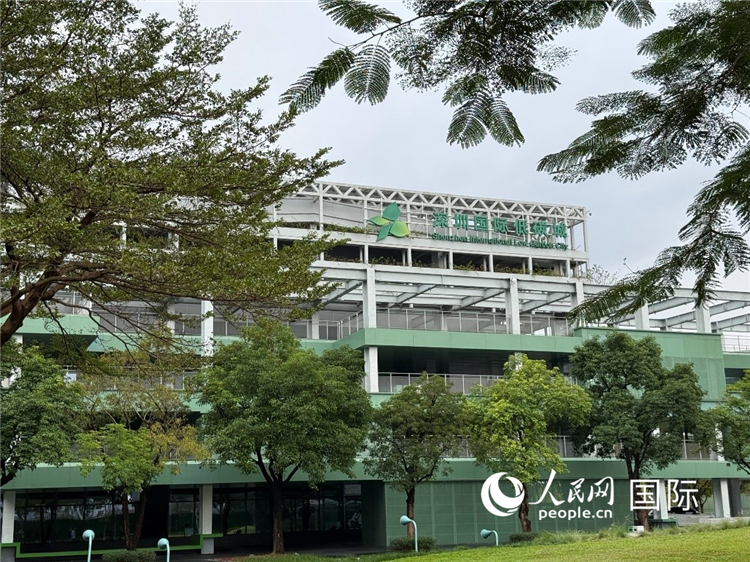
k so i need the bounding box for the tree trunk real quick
[121,493,134,550]
[132,489,148,549]
[518,485,532,533]
[636,508,651,531]
[270,482,285,554]
[405,488,415,539]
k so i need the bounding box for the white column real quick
[448,251,453,270]
[310,312,320,340]
[407,247,412,266]
[199,485,214,554]
[488,254,494,273]
[363,346,379,393]
[712,479,731,518]
[1,491,16,544]
[696,302,711,333]
[362,268,377,329]
[505,278,521,335]
[657,480,670,520]
[634,304,650,331]
[200,300,214,357]
[527,256,533,273]
[565,259,571,278]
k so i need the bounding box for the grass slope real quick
[236,526,750,562]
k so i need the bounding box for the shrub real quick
[509,532,541,544]
[390,536,437,551]
[102,550,156,562]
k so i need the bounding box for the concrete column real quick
[565,259,571,278]
[448,251,453,270]
[1,491,16,544]
[363,268,377,329]
[200,300,214,357]
[527,256,533,273]
[657,480,670,520]
[696,302,711,333]
[712,478,731,518]
[363,244,369,264]
[488,254,494,273]
[199,485,214,554]
[407,247,412,267]
[505,278,521,335]
[363,346,379,393]
[634,304,650,331]
[310,312,320,340]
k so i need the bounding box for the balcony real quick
[722,334,750,353]
[377,372,502,394]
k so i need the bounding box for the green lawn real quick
[235,526,750,562]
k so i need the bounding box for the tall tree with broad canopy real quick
[569,331,705,530]
[0,342,84,487]
[539,1,750,322]
[467,355,591,533]
[196,320,372,555]
[76,330,207,550]
[282,0,655,148]
[703,370,750,475]
[0,0,338,347]
[363,374,467,538]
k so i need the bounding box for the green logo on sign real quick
[369,203,410,241]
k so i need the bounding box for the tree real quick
[0,0,338,347]
[569,331,705,530]
[583,264,620,286]
[705,370,750,475]
[281,1,655,148]
[467,355,591,533]
[76,330,206,550]
[539,1,750,323]
[363,374,467,538]
[0,342,84,486]
[196,320,372,554]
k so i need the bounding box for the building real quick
[2,181,749,559]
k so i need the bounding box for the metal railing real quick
[374,308,572,336]
[377,372,502,394]
[722,334,750,353]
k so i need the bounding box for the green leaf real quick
[381,202,400,221]
[319,0,401,34]
[488,98,524,147]
[613,0,656,29]
[376,224,392,241]
[280,48,355,111]
[344,44,391,105]
[389,220,409,238]
[368,215,390,226]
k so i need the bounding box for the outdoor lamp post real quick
[399,515,418,553]
[480,528,498,546]
[82,530,95,562]
[157,538,170,562]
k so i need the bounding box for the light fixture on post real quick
[82,530,95,562]
[157,538,170,562]
[399,515,418,552]
[480,528,498,546]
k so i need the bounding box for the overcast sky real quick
[142,0,748,292]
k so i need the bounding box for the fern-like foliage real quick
[319,0,401,33]
[344,45,391,105]
[548,1,750,323]
[279,48,355,111]
[443,76,523,148]
[283,0,656,148]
